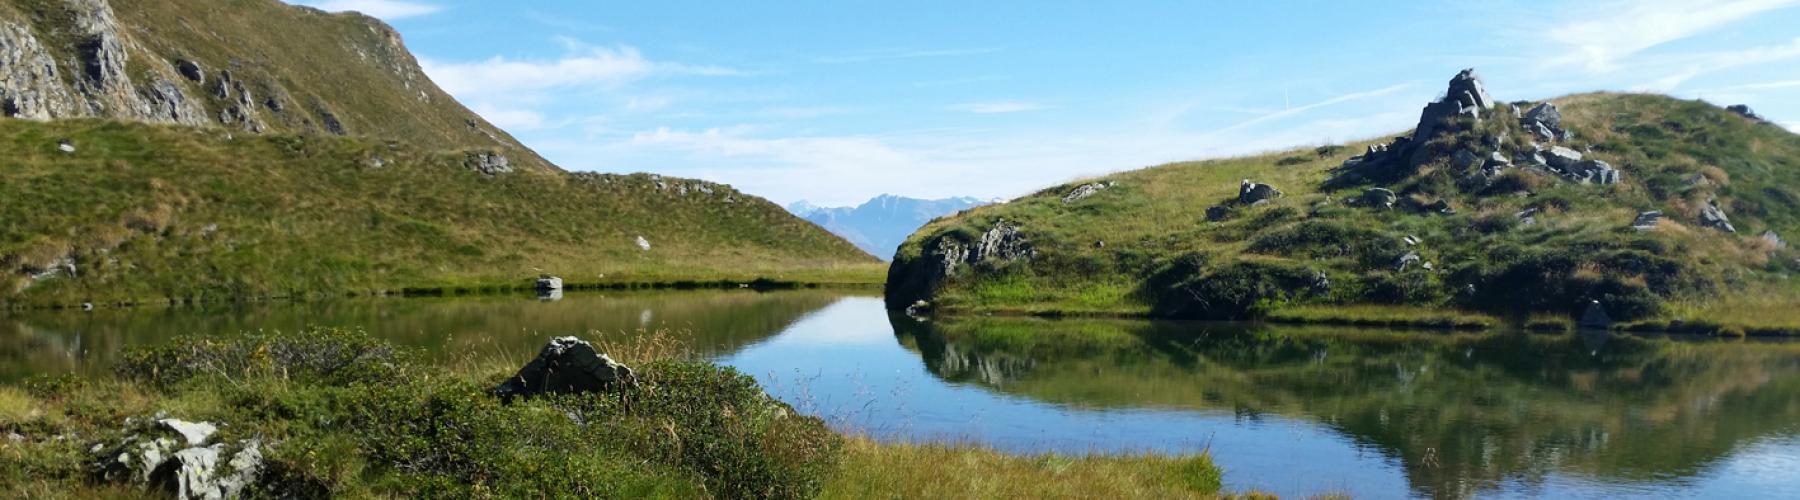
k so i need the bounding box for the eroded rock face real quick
[0,22,82,119]
[493,337,637,401]
[0,0,207,125]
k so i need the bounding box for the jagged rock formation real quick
[1062,181,1113,204]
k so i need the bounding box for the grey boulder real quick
[494,337,637,401]
[1237,179,1283,205]
[1700,199,1736,233]
[1632,211,1663,231]
[1363,188,1398,209]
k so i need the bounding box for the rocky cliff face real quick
[0,0,551,171]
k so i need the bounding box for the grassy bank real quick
[0,329,1231,498]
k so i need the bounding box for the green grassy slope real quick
[0,120,879,307]
[888,86,1800,329]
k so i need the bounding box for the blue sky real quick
[292,0,1800,206]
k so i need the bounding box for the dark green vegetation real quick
[890,92,1800,332]
[0,329,1231,499]
[892,314,1800,499]
[0,120,881,307]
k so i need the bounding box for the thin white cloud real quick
[290,0,441,19]
[421,42,738,130]
[1634,38,1800,91]
[949,101,1046,114]
[1217,83,1415,133]
[1544,0,1800,72]
[814,47,1001,64]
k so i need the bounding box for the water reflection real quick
[891,314,1800,499]
[0,290,845,380]
[4,292,1798,499]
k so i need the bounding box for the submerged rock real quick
[1579,301,1612,329]
[535,275,563,291]
[493,337,637,402]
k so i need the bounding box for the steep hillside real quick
[0,0,552,171]
[0,120,878,306]
[790,195,988,260]
[0,0,881,307]
[888,70,1800,331]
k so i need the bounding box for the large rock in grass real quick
[1700,199,1736,233]
[1237,179,1282,205]
[1412,69,1492,143]
[493,337,637,401]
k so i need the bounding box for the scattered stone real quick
[1424,199,1453,214]
[1568,160,1620,185]
[1764,230,1787,249]
[1632,211,1663,231]
[1404,235,1420,246]
[1543,146,1583,169]
[463,151,512,176]
[1310,269,1330,292]
[493,337,637,401]
[1516,208,1539,226]
[636,236,651,251]
[1363,188,1398,209]
[175,59,203,84]
[1579,300,1612,329]
[57,140,75,153]
[1484,152,1512,169]
[1205,205,1233,222]
[535,275,563,291]
[1237,179,1283,205]
[1523,103,1562,129]
[1395,251,1422,272]
[973,219,1034,263]
[1700,199,1736,233]
[1453,149,1482,170]
[1061,181,1112,204]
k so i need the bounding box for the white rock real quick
[636,236,651,251]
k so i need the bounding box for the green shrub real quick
[118,328,404,388]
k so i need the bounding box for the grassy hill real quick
[888,72,1800,333]
[0,0,880,307]
[0,119,879,307]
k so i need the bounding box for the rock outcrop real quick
[1632,211,1663,231]
[885,219,1035,310]
[93,417,263,500]
[493,337,637,402]
[463,151,513,176]
[1061,181,1113,204]
[1413,69,1492,144]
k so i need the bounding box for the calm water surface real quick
[4,290,1798,499]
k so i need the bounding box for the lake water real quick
[4,290,1799,499]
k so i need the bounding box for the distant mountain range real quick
[789,195,991,260]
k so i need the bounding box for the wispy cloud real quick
[422,44,734,100]
[1217,83,1415,133]
[813,47,1000,64]
[290,0,441,20]
[1635,38,1800,90]
[1544,0,1800,72]
[949,101,1046,114]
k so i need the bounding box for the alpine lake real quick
[4,289,1797,499]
